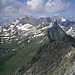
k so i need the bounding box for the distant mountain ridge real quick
[0,16,75,56]
[19,16,41,26]
[1,16,75,36]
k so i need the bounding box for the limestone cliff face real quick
[23,22,75,75]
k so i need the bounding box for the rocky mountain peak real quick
[23,21,75,75]
[38,17,51,24]
[19,16,41,26]
[48,21,67,43]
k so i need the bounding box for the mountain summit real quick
[23,21,75,75]
[19,16,41,26]
[48,21,67,42]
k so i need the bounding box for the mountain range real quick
[0,16,75,75]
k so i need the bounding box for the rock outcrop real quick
[23,21,75,75]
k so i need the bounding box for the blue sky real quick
[18,0,27,2]
[64,0,75,20]
[0,0,75,24]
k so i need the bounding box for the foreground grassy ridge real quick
[0,36,48,75]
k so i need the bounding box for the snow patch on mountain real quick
[1,16,75,44]
[66,27,73,33]
[66,27,75,37]
[18,41,21,44]
[59,24,65,28]
[12,19,20,25]
[28,40,30,43]
[34,32,45,37]
[0,26,2,32]
[38,40,43,43]
[61,18,66,22]
[16,23,35,31]
[40,23,53,30]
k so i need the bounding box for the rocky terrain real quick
[23,21,75,75]
[0,16,75,75]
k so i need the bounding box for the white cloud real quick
[0,0,70,23]
[1,0,17,5]
[45,0,70,12]
[27,0,44,9]
[27,0,45,13]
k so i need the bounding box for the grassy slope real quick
[0,36,48,75]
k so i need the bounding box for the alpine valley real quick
[0,16,75,75]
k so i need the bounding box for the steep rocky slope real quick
[48,21,67,42]
[23,22,75,75]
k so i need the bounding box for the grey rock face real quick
[19,16,41,26]
[38,17,51,24]
[48,21,67,43]
[23,22,75,75]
